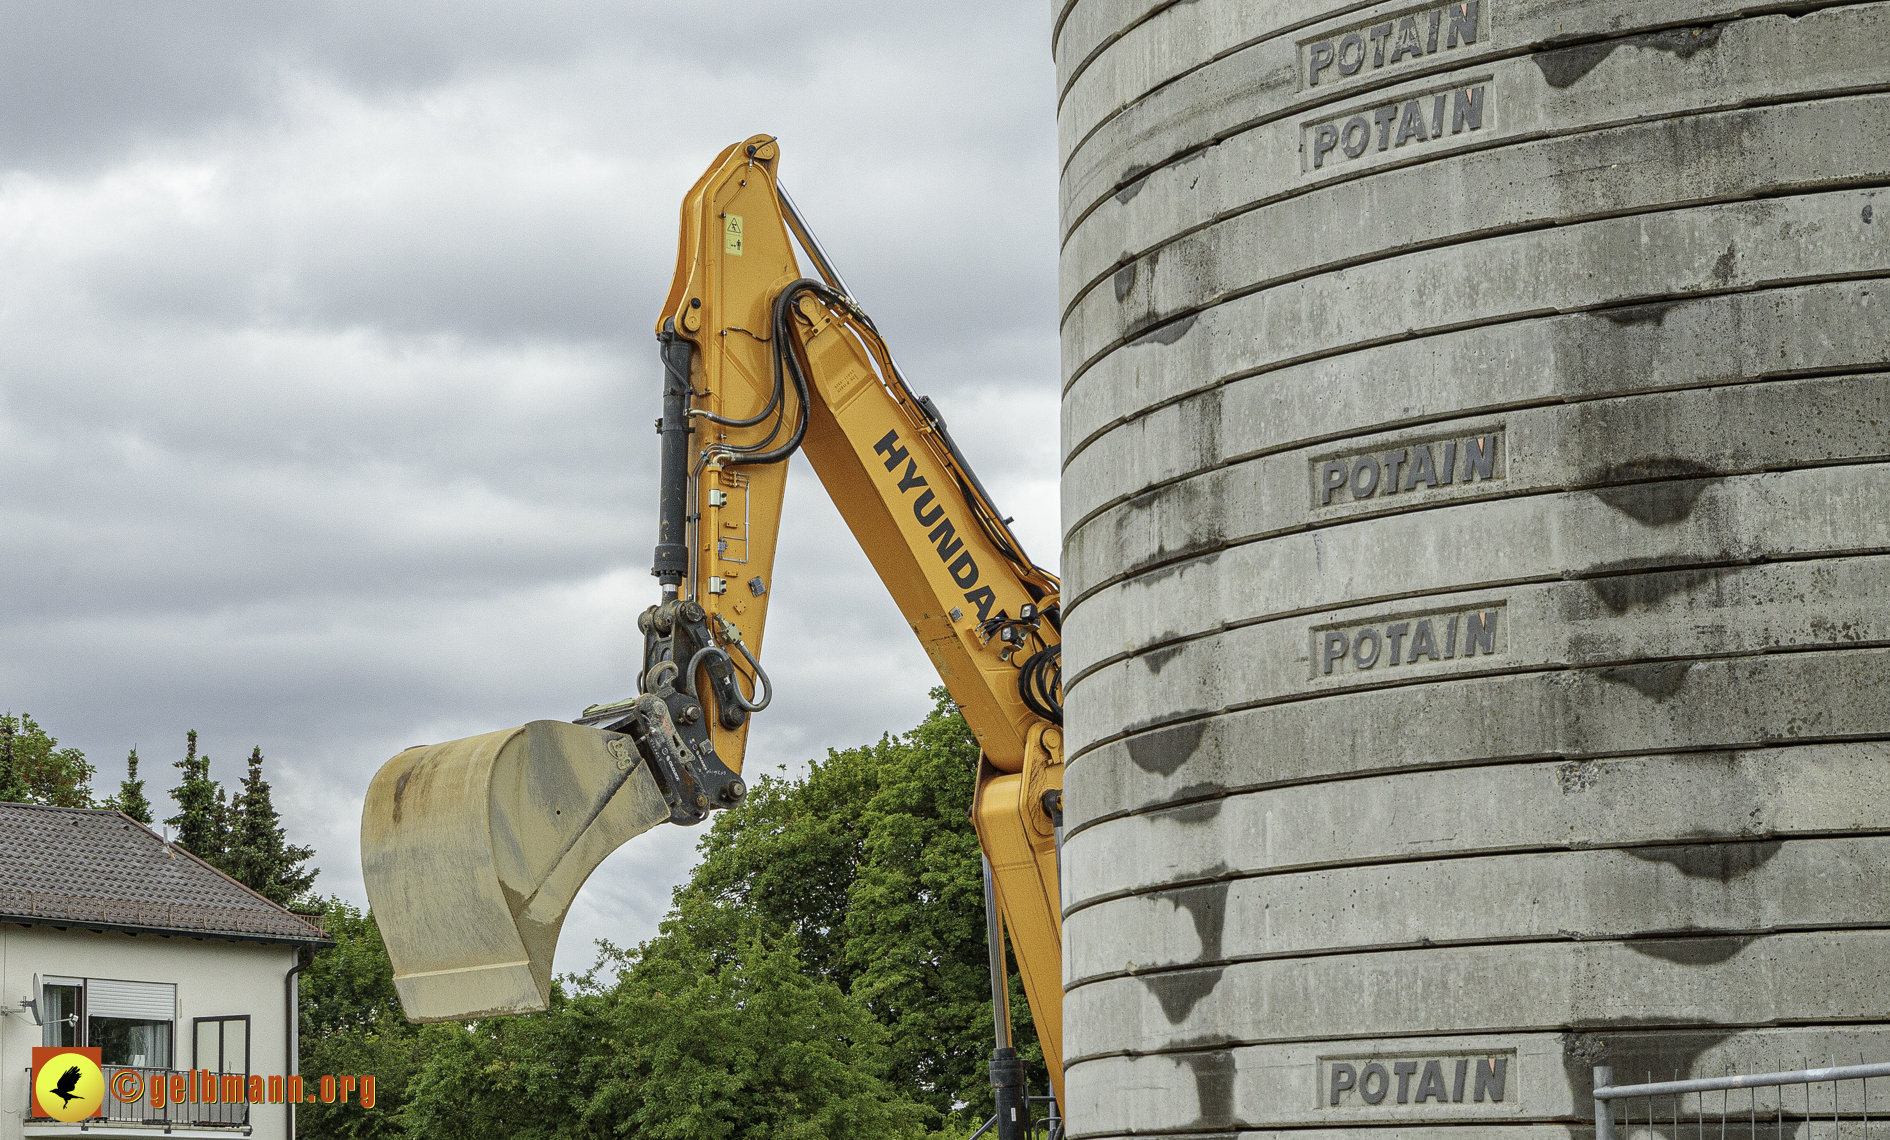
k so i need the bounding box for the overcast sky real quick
[0,2,1061,974]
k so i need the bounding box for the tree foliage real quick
[299,899,419,1140]
[230,746,320,903]
[167,733,317,903]
[0,711,96,807]
[103,747,155,824]
[302,690,1039,1139]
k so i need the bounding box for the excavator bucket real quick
[360,720,672,1021]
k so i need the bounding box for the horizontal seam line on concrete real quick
[1060,364,1890,540]
[1062,428,1890,617]
[1057,832,1890,922]
[1061,730,1890,845]
[1063,919,1890,991]
[1056,0,1392,170]
[1068,596,1890,703]
[1055,0,1191,118]
[1059,261,1890,482]
[1062,1014,1890,1069]
[1062,291,1890,480]
[1055,0,1869,250]
[1065,525,1890,688]
[1051,0,1084,61]
[1066,635,1890,770]
[1066,621,1890,766]
[1060,275,1890,481]
[1059,153,1890,402]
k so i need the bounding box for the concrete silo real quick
[1054,0,1890,1134]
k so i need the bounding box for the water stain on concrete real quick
[1590,458,1723,526]
[1175,1048,1237,1128]
[1535,24,1722,88]
[1126,720,1207,776]
[1560,1026,1736,1106]
[1598,300,1681,326]
[1627,839,1783,881]
[1626,934,1757,965]
[1115,165,1151,205]
[1170,783,1225,825]
[1582,555,1730,614]
[1144,644,1186,675]
[1597,661,1694,701]
[1178,389,1223,471]
[1140,966,1225,1023]
[1113,260,1137,301]
[1170,880,1229,961]
[1131,312,1198,347]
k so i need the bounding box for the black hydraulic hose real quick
[722,280,826,467]
[1019,643,1062,724]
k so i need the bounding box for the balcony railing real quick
[28,1066,251,1129]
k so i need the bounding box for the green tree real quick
[297,900,421,1140]
[0,712,94,807]
[841,692,1031,1119]
[228,747,317,904]
[319,692,1023,1139]
[584,934,930,1140]
[656,689,1036,1124]
[167,729,224,857]
[103,747,155,824]
[402,933,930,1140]
[0,717,27,804]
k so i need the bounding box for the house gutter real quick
[285,946,313,1140]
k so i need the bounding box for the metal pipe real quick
[983,857,1010,1051]
[285,947,312,1140]
[776,183,853,301]
[1596,1062,1890,1100]
[983,857,1026,1140]
[776,183,1039,579]
[652,322,693,600]
[1594,1066,1616,1140]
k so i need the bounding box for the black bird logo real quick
[51,1065,83,1107]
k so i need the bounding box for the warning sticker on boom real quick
[724,214,744,255]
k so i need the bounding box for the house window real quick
[71,978,177,1069]
[40,978,82,1049]
[193,1015,250,1077]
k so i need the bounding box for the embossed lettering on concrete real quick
[1313,429,1504,508]
[1301,1,1487,90]
[1302,80,1490,171]
[1313,602,1506,677]
[1322,1051,1514,1110]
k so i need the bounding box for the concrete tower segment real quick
[1054,0,1890,1134]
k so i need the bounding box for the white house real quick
[0,804,329,1140]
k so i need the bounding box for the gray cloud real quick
[0,0,1058,975]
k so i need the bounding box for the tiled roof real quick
[0,802,327,944]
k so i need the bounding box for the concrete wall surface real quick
[1053,0,1890,1134]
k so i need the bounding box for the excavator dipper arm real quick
[361,136,1066,1107]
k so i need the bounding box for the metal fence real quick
[29,1066,252,1130]
[1595,1061,1890,1140]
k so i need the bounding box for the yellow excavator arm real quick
[361,135,1066,1115]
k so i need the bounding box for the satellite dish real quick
[20,973,42,1026]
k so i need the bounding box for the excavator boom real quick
[361,136,1066,1112]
